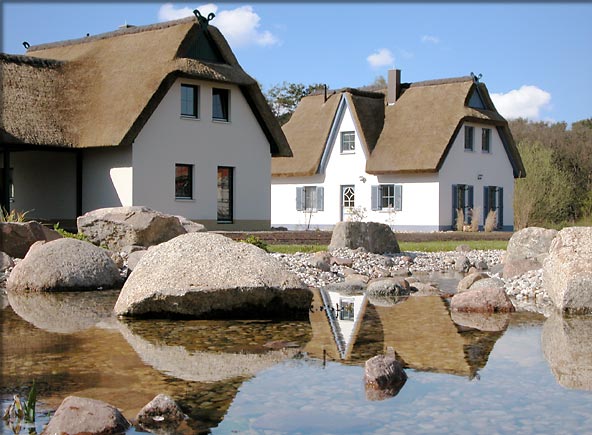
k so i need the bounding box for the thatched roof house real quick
[270,70,525,231]
[1,16,290,156]
[1,15,290,230]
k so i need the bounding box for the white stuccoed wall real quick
[438,121,516,229]
[131,78,272,227]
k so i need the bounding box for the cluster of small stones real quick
[272,247,551,315]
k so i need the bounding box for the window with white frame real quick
[296,186,324,211]
[180,84,199,118]
[371,184,402,211]
[340,131,355,153]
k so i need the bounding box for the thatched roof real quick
[1,17,291,157]
[272,76,524,177]
[272,88,384,177]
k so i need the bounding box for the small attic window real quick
[468,87,487,109]
[189,31,225,63]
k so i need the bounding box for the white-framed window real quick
[180,84,199,118]
[464,126,474,151]
[482,128,491,153]
[175,163,193,199]
[296,186,324,211]
[212,88,230,121]
[371,184,402,211]
[340,131,355,153]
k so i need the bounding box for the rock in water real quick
[329,221,400,254]
[114,233,312,319]
[544,226,592,314]
[450,286,515,313]
[41,396,130,435]
[364,354,407,400]
[136,394,185,429]
[7,238,121,292]
[77,206,188,251]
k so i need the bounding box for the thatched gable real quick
[367,77,524,176]
[1,17,291,157]
[272,88,385,177]
[271,75,524,178]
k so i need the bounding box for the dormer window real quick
[181,84,199,118]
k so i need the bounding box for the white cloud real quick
[490,85,552,120]
[421,35,440,44]
[157,3,278,47]
[366,48,394,68]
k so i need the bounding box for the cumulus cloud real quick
[367,48,394,68]
[490,85,552,120]
[157,3,278,47]
[421,35,440,44]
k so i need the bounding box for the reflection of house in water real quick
[306,289,506,378]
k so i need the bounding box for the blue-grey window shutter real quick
[296,187,304,211]
[394,185,402,211]
[468,185,474,209]
[316,187,324,211]
[451,184,458,226]
[498,187,504,229]
[483,186,489,225]
[371,185,380,211]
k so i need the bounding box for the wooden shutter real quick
[371,185,380,211]
[316,187,324,211]
[468,185,474,209]
[483,186,489,225]
[451,184,458,227]
[296,187,304,211]
[394,185,402,211]
[498,187,504,229]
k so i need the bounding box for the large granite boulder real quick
[503,227,558,278]
[41,396,130,435]
[450,286,515,313]
[7,238,121,292]
[77,206,189,252]
[543,227,592,313]
[0,221,62,258]
[329,221,400,254]
[114,233,312,319]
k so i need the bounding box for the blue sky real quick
[3,2,591,125]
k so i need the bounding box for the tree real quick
[265,81,325,125]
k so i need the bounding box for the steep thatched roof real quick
[272,75,524,177]
[272,88,385,177]
[1,17,291,156]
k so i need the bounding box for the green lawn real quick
[268,239,507,254]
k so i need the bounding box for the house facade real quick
[0,14,291,230]
[271,71,524,231]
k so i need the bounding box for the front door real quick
[340,185,355,221]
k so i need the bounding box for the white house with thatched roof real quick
[271,70,525,231]
[0,13,291,230]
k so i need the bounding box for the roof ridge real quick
[309,87,385,99]
[409,76,473,88]
[0,52,65,67]
[28,16,197,53]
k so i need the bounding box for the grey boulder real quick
[506,227,558,263]
[544,226,592,314]
[364,354,407,401]
[114,233,312,319]
[366,277,410,296]
[329,221,400,254]
[136,394,186,429]
[41,396,130,435]
[77,206,188,251]
[0,221,61,258]
[7,238,121,292]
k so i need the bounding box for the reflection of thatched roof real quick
[1,17,291,156]
[272,76,525,177]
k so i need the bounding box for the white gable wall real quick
[132,78,272,230]
[438,121,515,229]
[271,100,442,230]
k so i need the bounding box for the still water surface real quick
[2,285,592,434]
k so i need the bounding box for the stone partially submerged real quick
[7,238,121,292]
[114,233,312,319]
[544,226,592,314]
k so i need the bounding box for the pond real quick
[2,284,592,435]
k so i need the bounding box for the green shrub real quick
[53,223,89,242]
[241,235,269,252]
[0,208,30,222]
